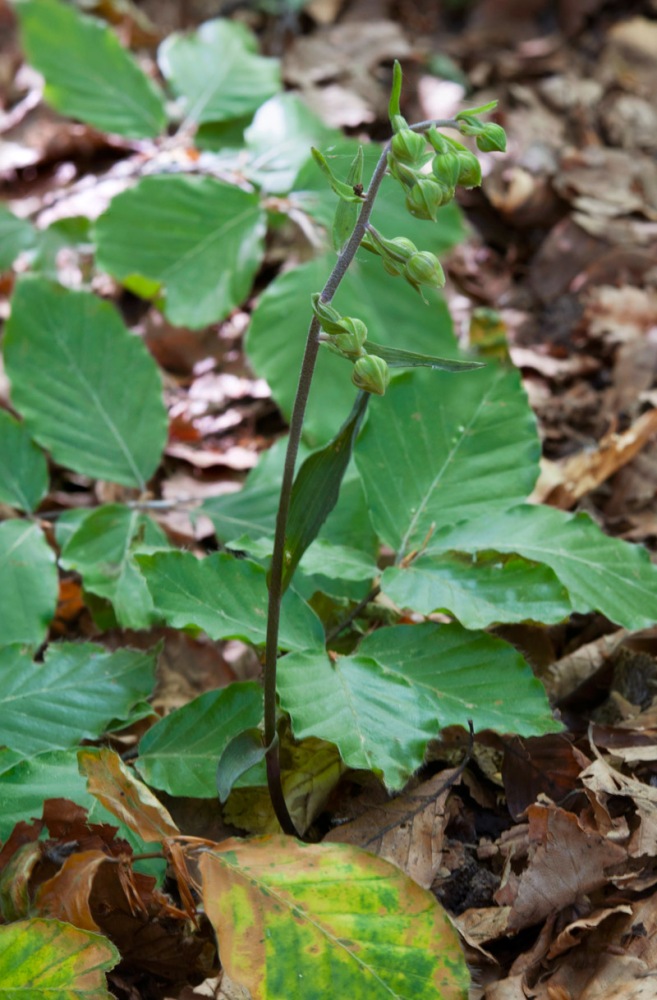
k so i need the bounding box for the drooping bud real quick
[476,122,507,152]
[426,126,451,155]
[352,354,391,396]
[386,155,418,192]
[390,128,427,166]
[405,177,453,221]
[455,150,482,188]
[431,152,462,189]
[331,318,368,359]
[364,228,417,276]
[311,293,346,336]
[403,251,446,294]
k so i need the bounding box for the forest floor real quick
[2,0,657,997]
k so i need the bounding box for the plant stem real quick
[263,119,460,836]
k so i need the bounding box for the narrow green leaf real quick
[159,18,280,126]
[360,623,560,736]
[382,552,572,629]
[136,683,263,798]
[0,919,118,999]
[17,0,166,138]
[278,651,439,790]
[332,145,363,251]
[138,550,324,651]
[0,643,157,758]
[95,175,266,328]
[4,277,168,489]
[200,836,469,1000]
[364,340,484,371]
[0,204,36,270]
[428,504,657,630]
[355,365,540,557]
[388,59,404,122]
[311,148,364,202]
[0,410,47,512]
[282,392,369,592]
[60,505,170,628]
[0,520,57,647]
[217,728,270,803]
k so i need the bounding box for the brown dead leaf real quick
[324,768,461,888]
[580,754,657,858]
[541,629,628,703]
[547,905,633,960]
[537,409,657,509]
[34,849,108,932]
[495,804,626,932]
[501,734,583,819]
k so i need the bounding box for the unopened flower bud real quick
[404,251,446,290]
[332,316,367,358]
[405,177,453,221]
[311,293,346,336]
[455,150,482,188]
[431,152,461,188]
[476,122,506,153]
[352,354,391,396]
[387,156,418,192]
[390,128,427,166]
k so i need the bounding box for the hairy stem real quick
[264,118,460,836]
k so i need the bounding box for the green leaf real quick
[0,410,48,512]
[0,918,118,999]
[0,520,57,647]
[0,643,156,758]
[283,391,369,591]
[278,651,439,789]
[200,836,469,1000]
[332,145,363,251]
[135,682,263,797]
[159,18,280,126]
[359,622,560,736]
[216,727,269,804]
[16,0,166,139]
[246,255,459,446]
[364,340,484,371]
[355,365,540,557]
[428,505,657,630]
[95,175,266,328]
[60,505,170,628]
[0,204,36,270]
[382,552,572,629]
[4,277,167,489]
[310,147,364,202]
[244,93,340,194]
[31,216,92,279]
[138,550,324,651]
[300,539,377,582]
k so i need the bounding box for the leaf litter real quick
[2,0,657,997]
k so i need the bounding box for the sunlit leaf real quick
[200,835,469,999]
[0,918,118,999]
[159,18,280,126]
[4,277,168,489]
[17,0,166,138]
[95,175,266,328]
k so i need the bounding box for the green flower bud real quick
[311,293,345,336]
[431,152,461,188]
[405,177,453,221]
[382,258,403,277]
[333,316,368,358]
[456,114,485,137]
[403,251,446,291]
[390,128,427,166]
[455,150,482,188]
[426,126,451,155]
[476,122,507,152]
[387,155,419,192]
[365,229,417,274]
[352,354,391,396]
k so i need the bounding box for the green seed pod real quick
[352,354,391,396]
[431,152,461,188]
[390,128,427,166]
[311,293,346,336]
[476,122,507,152]
[455,150,482,188]
[405,177,453,221]
[404,251,446,291]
